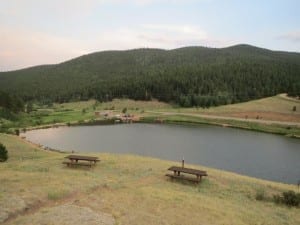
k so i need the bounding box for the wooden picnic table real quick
[166,166,207,183]
[63,155,100,168]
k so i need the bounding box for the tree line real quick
[0,45,299,107]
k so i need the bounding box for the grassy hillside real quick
[0,134,299,225]
[0,45,299,106]
[143,94,300,137]
[1,95,300,137]
[159,94,300,122]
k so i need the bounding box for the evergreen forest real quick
[0,44,299,107]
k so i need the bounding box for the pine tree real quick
[0,143,8,162]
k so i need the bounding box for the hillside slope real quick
[0,44,299,106]
[0,133,299,225]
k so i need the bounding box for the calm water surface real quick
[23,124,300,184]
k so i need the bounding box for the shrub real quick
[0,143,8,162]
[282,191,300,206]
[273,191,300,207]
[255,189,266,201]
[48,189,69,200]
[78,120,84,124]
[273,194,282,204]
[35,120,42,125]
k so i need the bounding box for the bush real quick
[273,191,300,207]
[0,143,8,162]
[255,189,266,201]
[35,120,42,126]
[48,189,69,200]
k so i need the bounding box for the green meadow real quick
[2,94,299,138]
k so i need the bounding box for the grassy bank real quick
[1,95,300,137]
[156,95,300,123]
[141,114,300,137]
[0,99,170,133]
[0,134,299,225]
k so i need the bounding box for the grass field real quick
[0,99,172,132]
[141,114,300,137]
[157,94,300,122]
[0,134,299,225]
[1,94,299,138]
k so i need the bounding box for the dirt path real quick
[146,111,300,127]
[3,188,115,225]
[278,93,300,103]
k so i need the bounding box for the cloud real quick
[136,24,209,48]
[0,0,99,20]
[142,24,207,37]
[0,23,235,71]
[0,0,208,18]
[278,31,300,42]
[124,0,203,6]
[0,27,88,71]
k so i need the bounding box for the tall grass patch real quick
[47,189,70,200]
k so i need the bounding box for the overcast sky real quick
[0,0,299,71]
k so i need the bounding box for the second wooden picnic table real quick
[63,155,100,167]
[167,166,207,183]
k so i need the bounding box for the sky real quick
[0,0,299,71]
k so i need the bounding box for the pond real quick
[23,123,300,184]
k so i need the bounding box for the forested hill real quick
[0,44,299,107]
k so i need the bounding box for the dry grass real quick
[98,99,172,111]
[161,94,300,122]
[10,204,115,225]
[55,99,172,112]
[54,100,97,110]
[0,133,299,225]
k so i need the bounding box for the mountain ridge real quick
[3,44,300,72]
[0,44,299,106]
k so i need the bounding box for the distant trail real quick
[146,111,300,127]
[278,93,300,103]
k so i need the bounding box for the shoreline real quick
[139,116,300,139]
[17,134,297,186]
[19,123,300,185]
[14,114,300,139]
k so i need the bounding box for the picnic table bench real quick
[166,166,207,183]
[63,155,100,168]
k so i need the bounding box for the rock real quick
[19,204,115,225]
[0,195,27,223]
